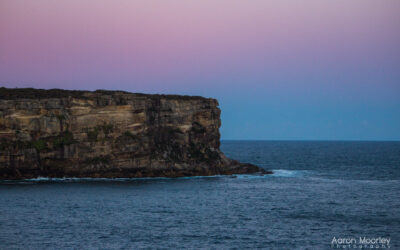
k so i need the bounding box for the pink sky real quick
[1,1,398,91]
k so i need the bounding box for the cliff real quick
[0,88,269,180]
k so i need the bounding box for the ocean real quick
[0,141,399,249]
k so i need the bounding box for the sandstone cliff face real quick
[0,88,267,179]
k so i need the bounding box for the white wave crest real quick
[270,169,310,177]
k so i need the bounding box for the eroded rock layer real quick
[0,88,269,179]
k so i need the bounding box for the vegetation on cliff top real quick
[0,87,208,101]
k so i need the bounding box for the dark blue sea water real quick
[1,141,399,249]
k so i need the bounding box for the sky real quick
[1,0,399,140]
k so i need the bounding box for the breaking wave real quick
[270,169,312,177]
[0,169,315,184]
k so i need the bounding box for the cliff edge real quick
[0,87,270,180]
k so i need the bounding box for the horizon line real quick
[220,139,400,142]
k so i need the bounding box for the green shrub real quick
[87,128,99,142]
[52,131,74,147]
[102,124,113,135]
[55,114,66,121]
[31,139,47,151]
[123,131,137,139]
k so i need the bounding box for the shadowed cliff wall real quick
[0,88,265,179]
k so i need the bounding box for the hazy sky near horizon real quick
[1,1,399,140]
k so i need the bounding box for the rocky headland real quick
[0,87,270,180]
